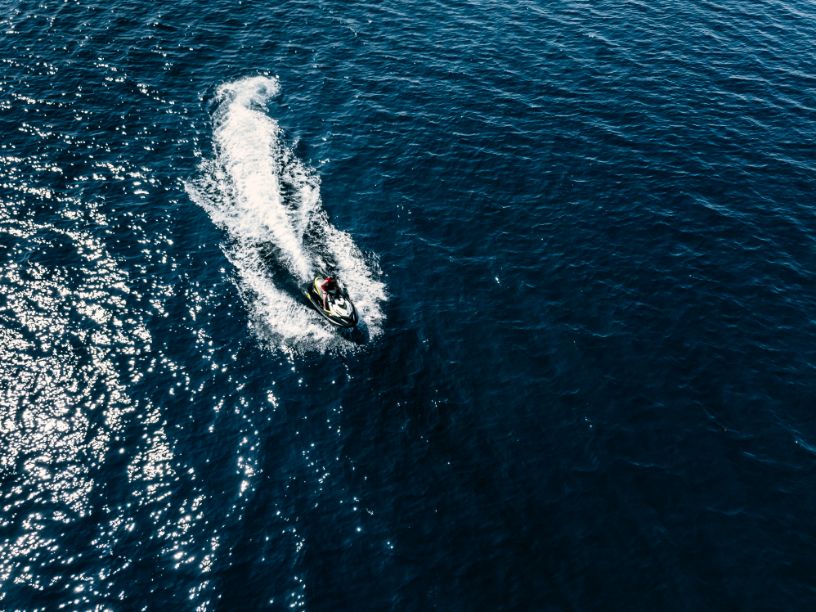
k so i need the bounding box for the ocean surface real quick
[2,0,816,609]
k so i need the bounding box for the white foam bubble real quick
[187,75,386,354]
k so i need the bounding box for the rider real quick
[319,275,338,310]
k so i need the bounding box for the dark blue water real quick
[2,0,816,608]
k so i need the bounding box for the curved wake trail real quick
[187,76,386,354]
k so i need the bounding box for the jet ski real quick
[303,276,359,328]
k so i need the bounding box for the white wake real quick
[187,75,386,354]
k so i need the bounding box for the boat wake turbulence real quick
[186,75,386,353]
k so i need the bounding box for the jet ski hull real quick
[303,279,359,328]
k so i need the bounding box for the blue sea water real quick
[2,0,816,608]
